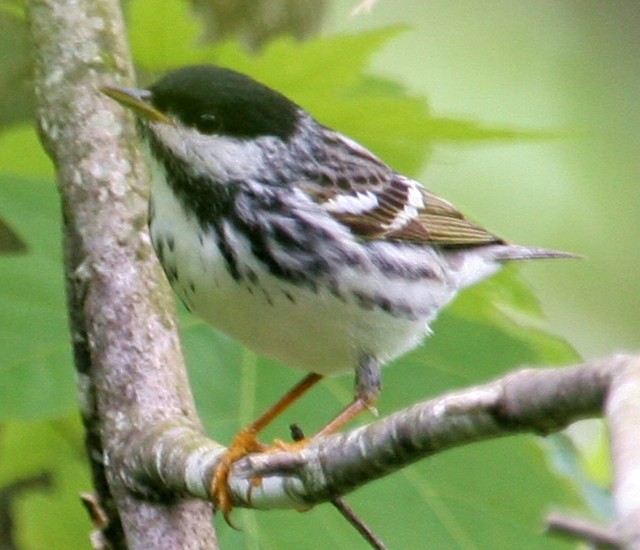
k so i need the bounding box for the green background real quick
[1,0,636,548]
[326,1,640,359]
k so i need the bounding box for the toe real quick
[210,428,267,527]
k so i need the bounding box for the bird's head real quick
[101,65,300,140]
[101,65,304,180]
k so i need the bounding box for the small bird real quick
[102,65,570,521]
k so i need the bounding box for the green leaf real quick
[445,267,580,367]
[0,0,25,21]
[205,27,406,99]
[0,416,92,550]
[0,124,54,179]
[0,176,74,420]
[543,433,612,522]
[127,0,202,69]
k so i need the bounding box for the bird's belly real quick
[150,232,435,375]
[148,176,459,375]
[155,229,430,375]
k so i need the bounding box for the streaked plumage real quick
[101,66,571,519]
[121,65,567,376]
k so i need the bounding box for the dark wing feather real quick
[299,131,503,247]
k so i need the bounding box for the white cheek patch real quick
[324,190,379,215]
[150,122,274,181]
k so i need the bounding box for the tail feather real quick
[481,244,580,262]
[445,243,578,290]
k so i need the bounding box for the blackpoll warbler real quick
[102,65,571,520]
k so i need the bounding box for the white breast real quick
[148,162,451,375]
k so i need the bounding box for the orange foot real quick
[211,427,267,527]
[211,430,312,527]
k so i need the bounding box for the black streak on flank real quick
[369,246,443,282]
[351,290,420,321]
[212,224,241,282]
[165,261,179,285]
[145,128,352,290]
[155,237,166,264]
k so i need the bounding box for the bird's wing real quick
[298,132,503,247]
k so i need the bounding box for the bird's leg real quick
[316,354,381,437]
[213,357,380,525]
[272,355,381,448]
[211,372,323,525]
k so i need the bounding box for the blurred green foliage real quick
[1,0,632,548]
[327,1,640,361]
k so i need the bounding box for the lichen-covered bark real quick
[25,1,217,547]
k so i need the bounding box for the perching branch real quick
[126,355,613,503]
[124,354,640,546]
[606,356,640,549]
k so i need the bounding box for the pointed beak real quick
[100,84,173,125]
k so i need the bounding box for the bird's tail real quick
[481,243,579,262]
[445,243,578,290]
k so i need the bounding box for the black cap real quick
[149,65,299,141]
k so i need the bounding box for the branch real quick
[607,355,640,549]
[25,0,217,547]
[129,355,636,519]
[546,512,621,548]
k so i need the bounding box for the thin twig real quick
[290,424,388,550]
[546,512,621,549]
[331,498,388,550]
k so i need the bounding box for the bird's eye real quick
[197,113,221,135]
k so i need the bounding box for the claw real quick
[211,427,266,528]
[209,373,324,527]
[211,431,313,527]
[211,458,240,529]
